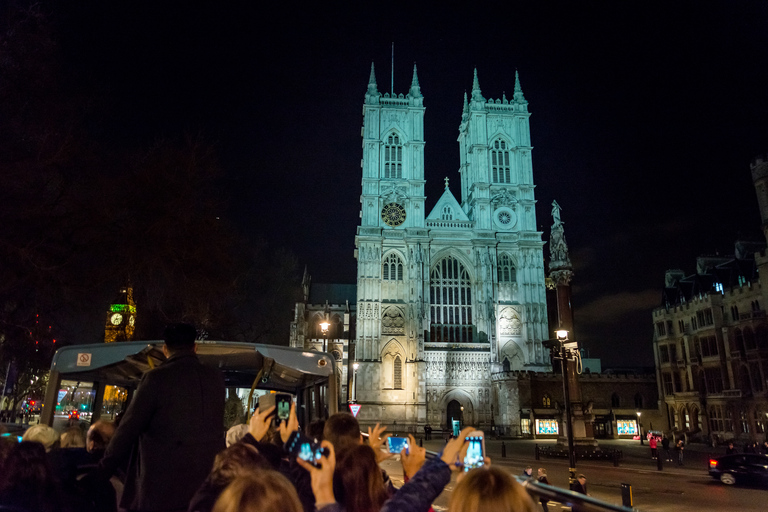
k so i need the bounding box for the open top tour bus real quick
[40,341,338,433]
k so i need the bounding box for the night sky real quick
[46,1,768,367]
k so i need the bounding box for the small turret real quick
[461,91,468,122]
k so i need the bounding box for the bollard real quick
[502,441,507,458]
[657,451,663,471]
[419,437,423,447]
[620,483,633,507]
[535,443,540,460]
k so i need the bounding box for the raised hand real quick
[249,405,275,442]
[401,434,426,478]
[441,427,475,470]
[278,401,300,444]
[367,422,393,462]
[296,440,337,507]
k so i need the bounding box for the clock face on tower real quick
[110,313,123,325]
[381,203,406,227]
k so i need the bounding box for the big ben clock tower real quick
[104,286,137,342]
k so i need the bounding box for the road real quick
[379,438,767,511]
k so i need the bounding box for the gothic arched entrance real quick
[447,399,464,432]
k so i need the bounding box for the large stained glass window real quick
[430,256,473,342]
[491,139,511,183]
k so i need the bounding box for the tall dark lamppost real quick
[352,362,359,403]
[555,329,577,488]
[320,321,329,353]
[637,411,643,445]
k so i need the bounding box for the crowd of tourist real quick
[0,324,541,512]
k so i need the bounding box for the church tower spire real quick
[513,69,526,104]
[471,68,484,102]
[409,63,422,99]
[365,62,380,104]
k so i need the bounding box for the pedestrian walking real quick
[649,435,658,459]
[537,468,550,512]
[661,435,672,461]
[522,466,533,479]
[726,441,737,455]
[572,473,588,494]
[675,439,685,465]
[762,440,768,455]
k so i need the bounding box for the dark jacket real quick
[100,351,225,511]
[380,456,451,512]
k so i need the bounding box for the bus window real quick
[101,385,128,421]
[54,380,95,433]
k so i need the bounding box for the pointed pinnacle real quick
[514,69,526,103]
[409,62,422,99]
[369,62,377,85]
[471,68,484,101]
[463,91,468,113]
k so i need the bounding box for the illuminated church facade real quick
[292,64,551,433]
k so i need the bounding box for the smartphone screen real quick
[286,431,326,467]
[276,394,291,421]
[387,436,409,454]
[463,434,485,471]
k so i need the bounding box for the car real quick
[709,453,768,486]
[68,410,80,420]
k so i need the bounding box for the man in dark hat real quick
[99,324,225,512]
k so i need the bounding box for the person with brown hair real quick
[448,466,537,512]
[0,441,62,512]
[188,443,271,512]
[332,444,389,512]
[212,469,304,512]
[536,468,550,512]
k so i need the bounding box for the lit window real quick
[542,394,551,407]
[616,420,637,435]
[535,419,558,435]
[498,254,516,283]
[521,418,531,434]
[394,355,402,389]
[383,253,404,281]
[429,257,473,343]
[715,282,723,293]
[384,133,403,179]
[490,139,511,183]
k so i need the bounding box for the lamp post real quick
[637,411,643,445]
[319,321,330,353]
[555,329,577,488]
[352,362,359,403]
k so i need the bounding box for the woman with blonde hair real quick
[212,469,303,512]
[450,466,537,512]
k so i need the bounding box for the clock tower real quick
[104,286,137,342]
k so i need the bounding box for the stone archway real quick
[447,399,464,433]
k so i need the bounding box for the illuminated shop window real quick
[521,418,530,434]
[616,420,638,435]
[535,419,559,435]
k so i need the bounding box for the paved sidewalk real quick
[419,437,725,475]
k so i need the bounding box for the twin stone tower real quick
[352,63,554,433]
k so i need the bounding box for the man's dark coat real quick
[100,351,225,511]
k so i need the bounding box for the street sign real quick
[76,353,92,367]
[349,404,361,418]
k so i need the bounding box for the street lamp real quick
[637,411,643,445]
[555,329,577,488]
[352,362,359,403]
[319,321,330,353]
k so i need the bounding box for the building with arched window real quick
[652,155,768,444]
[347,64,549,433]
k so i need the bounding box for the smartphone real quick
[387,436,409,454]
[0,433,22,443]
[463,431,485,472]
[285,431,328,467]
[258,393,292,425]
[275,394,292,423]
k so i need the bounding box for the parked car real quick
[709,453,768,486]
